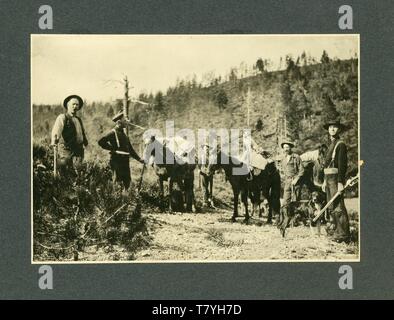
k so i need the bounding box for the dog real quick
[170,181,185,212]
[307,191,327,226]
[278,191,327,237]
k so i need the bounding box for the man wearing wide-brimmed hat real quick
[322,115,351,243]
[51,95,88,174]
[280,139,304,205]
[98,111,144,190]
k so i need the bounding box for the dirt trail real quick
[135,199,359,261]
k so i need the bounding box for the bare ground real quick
[134,198,359,262]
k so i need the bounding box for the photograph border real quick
[30,33,361,265]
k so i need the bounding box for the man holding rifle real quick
[322,115,351,243]
[98,111,144,190]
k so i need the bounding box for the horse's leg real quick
[232,188,239,222]
[184,176,193,212]
[208,175,214,206]
[252,201,259,218]
[168,178,173,212]
[192,184,197,213]
[251,199,256,217]
[158,176,165,211]
[241,188,249,223]
[267,198,273,224]
[251,189,259,218]
[178,178,187,212]
[266,183,274,224]
[262,182,271,222]
[202,175,208,206]
[158,177,164,196]
[257,187,265,218]
[269,183,282,226]
[277,208,283,228]
[272,171,282,225]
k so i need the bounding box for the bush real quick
[32,143,157,261]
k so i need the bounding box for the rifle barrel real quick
[53,134,58,177]
[125,121,146,130]
[312,175,359,222]
[312,191,340,222]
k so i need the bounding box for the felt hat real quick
[323,116,350,131]
[280,140,295,149]
[63,95,84,110]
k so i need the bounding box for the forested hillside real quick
[33,52,358,175]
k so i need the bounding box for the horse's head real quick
[143,136,175,167]
[317,144,328,164]
[313,144,327,186]
[264,160,277,175]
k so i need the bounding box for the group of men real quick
[271,116,351,243]
[51,95,143,189]
[51,94,352,243]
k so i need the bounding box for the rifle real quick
[312,174,359,223]
[133,163,146,217]
[53,134,58,177]
[125,120,146,131]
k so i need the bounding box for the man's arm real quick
[51,114,65,145]
[127,140,143,162]
[98,131,115,151]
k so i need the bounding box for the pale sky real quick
[31,35,358,105]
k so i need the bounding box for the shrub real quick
[33,143,156,261]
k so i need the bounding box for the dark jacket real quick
[98,128,141,162]
[324,138,348,184]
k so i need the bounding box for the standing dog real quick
[278,191,327,237]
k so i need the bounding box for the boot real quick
[332,209,350,243]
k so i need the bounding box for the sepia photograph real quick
[31,34,359,263]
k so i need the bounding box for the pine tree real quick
[107,105,114,118]
[256,58,265,73]
[154,91,164,111]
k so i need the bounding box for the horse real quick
[209,146,251,222]
[211,145,278,223]
[258,160,281,224]
[299,144,327,194]
[144,136,196,212]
